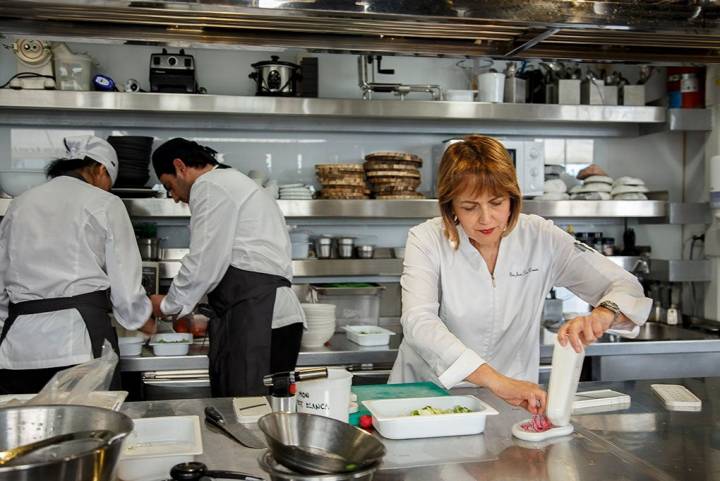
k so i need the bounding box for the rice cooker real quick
[249,56,301,96]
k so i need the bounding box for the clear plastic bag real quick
[26,340,118,406]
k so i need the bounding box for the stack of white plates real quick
[300,303,336,347]
[279,184,314,200]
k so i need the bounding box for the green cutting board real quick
[349,382,448,426]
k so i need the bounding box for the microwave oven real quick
[432,138,544,197]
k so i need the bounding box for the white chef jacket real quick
[0,176,152,369]
[389,214,651,388]
[160,168,305,329]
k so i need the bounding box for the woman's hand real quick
[467,364,547,415]
[558,307,615,352]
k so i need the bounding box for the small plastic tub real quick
[149,333,193,356]
[118,336,144,357]
[343,325,395,346]
[117,415,203,481]
[364,395,498,439]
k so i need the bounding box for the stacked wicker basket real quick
[315,163,369,199]
[363,151,424,199]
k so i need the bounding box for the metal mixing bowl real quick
[0,404,133,481]
[258,413,385,475]
[258,451,379,481]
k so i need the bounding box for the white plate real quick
[364,395,498,439]
[511,420,574,442]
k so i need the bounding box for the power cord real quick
[0,72,55,89]
[688,233,705,318]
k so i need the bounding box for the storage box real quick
[117,415,203,481]
[622,84,646,106]
[558,79,581,105]
[582,79,619,105]
[343,325,395,346]
[310,284,383,330]
[364,395,498,439]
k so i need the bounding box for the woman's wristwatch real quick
[597,300,621,326]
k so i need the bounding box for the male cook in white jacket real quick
[390,136,651,414]
[149,138,305,397]
[0,135,155,393]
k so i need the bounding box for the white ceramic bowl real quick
[301,327,334,348]
[118,336,144,357]
[149,333,193,356]
[0,170,48,197]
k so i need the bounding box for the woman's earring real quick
[452,213,459,224]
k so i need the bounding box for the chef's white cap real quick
[63,135,119,185]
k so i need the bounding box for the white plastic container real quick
[364,395,499,439]
[117,415,203,481]
[343,325,395,346]
[476,72,505,102]
[118,336,144,357]
[444,89,475,101]
[149,333,193,356]
[52,43,93,91]
[546,338,586,427]
[296,368,353,422]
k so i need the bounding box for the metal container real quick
[257,413,385,475]
[315,237,333,259]
[355,245,375,259]
[0,405,133,481]
[137,237,159,260]
[336,237,354,259]
[258,451,378,481]
[310,284,383,329]
[249,56,302,97]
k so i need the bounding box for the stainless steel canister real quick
[315,237,333,259]
[337,237,355,259]
[137,237,160,260]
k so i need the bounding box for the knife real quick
[204,406,266,449]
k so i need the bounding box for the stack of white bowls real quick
[300,303,336,348]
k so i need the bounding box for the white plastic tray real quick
[343,325,395,346]
[118,415,202,481]
[364,395,498,439]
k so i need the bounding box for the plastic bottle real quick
[546,338,586,427]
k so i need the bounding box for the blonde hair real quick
[437,135,522,248]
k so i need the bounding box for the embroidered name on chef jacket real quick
[510,267,539,277]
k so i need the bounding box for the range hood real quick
[2,0,720,62]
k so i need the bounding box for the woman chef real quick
[0,135,155,393]
[390,135,651,413]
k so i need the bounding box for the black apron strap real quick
[1,290,121,389]
[207,267,291,397]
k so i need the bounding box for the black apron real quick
[0,290,122,389]
[0,172,122,389]
[207,266,290,397]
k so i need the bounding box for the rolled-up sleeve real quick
[547,220,651,335]
[104,198,152,330]
[400,227,485,389]
[161,181,238,318]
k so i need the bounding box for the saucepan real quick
[0,404,133,481]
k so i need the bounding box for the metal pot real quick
[138,237,160,260]
[0,405,133,481]
[249,56,302,97]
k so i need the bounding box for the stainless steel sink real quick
[602,322,709,342]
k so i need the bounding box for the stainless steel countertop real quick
[120,376,720,480]
[119,330,720,372]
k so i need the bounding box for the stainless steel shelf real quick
[159,258,404,279]
[0,90,667,123]
[0,198,672,219]
[640,108,713,134]
[523,200,666,218]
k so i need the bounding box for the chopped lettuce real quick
[410,405,472,416]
